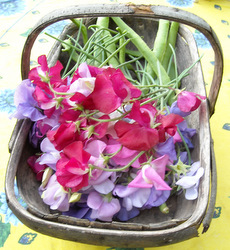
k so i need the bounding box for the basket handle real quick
[21,4,223,116]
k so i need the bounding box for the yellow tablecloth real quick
[0,0,229,249]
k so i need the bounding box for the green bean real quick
[162,22,180,70]
[153,20,170,62]
[95,17,119,67]
[112,17,171,85]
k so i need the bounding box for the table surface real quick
[0,0,229,249]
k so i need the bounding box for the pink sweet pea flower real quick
[128,155,171,190]
[29,55,64,89]
[177,91,206,112]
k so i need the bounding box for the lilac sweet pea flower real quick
[10,79,46,121]
[39,137,61,170]
[89,171,116,195]
[39,174,69,211]
[113,185,151,211]
[176,161,204,200]
[87,191,120,221]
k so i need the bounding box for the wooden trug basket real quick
[5,4,223,248]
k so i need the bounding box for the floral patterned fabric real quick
[0,0,229,249]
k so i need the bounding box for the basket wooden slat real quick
[5,4,222,248]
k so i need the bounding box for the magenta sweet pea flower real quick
[114,120,159,151]
[170,101,191,117]
[82,67,141,114]
[156,113,184,143]
[128,155,171,190]
[105,137,145,168]
[177,91,206,113]
[56,141,91,192]
[47,122,78,151]
[27,155,47,181]
[127,101,157,128]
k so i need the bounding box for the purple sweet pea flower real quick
[143,187,171,209]
[114,204,140,221]
[87,191,120,221]
[63,195,94,221]
[154,137,177,163]
[39,174,69,211]
[173,120,196,148]
[176,161,204,200]
[10,79,46,121]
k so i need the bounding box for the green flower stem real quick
[111,17,171,85]
[116,55,142,70]
[91,151,145,172]
[87,112,128,123]
[99,38,131,68]
[177,128,191,165]
[62,20,84,77]
[140,90,169,106]
[119,32,126,65]
[45,33,101,64]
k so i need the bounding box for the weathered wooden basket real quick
[5,4,223,248]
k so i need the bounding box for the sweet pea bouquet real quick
[11,17,206,222]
